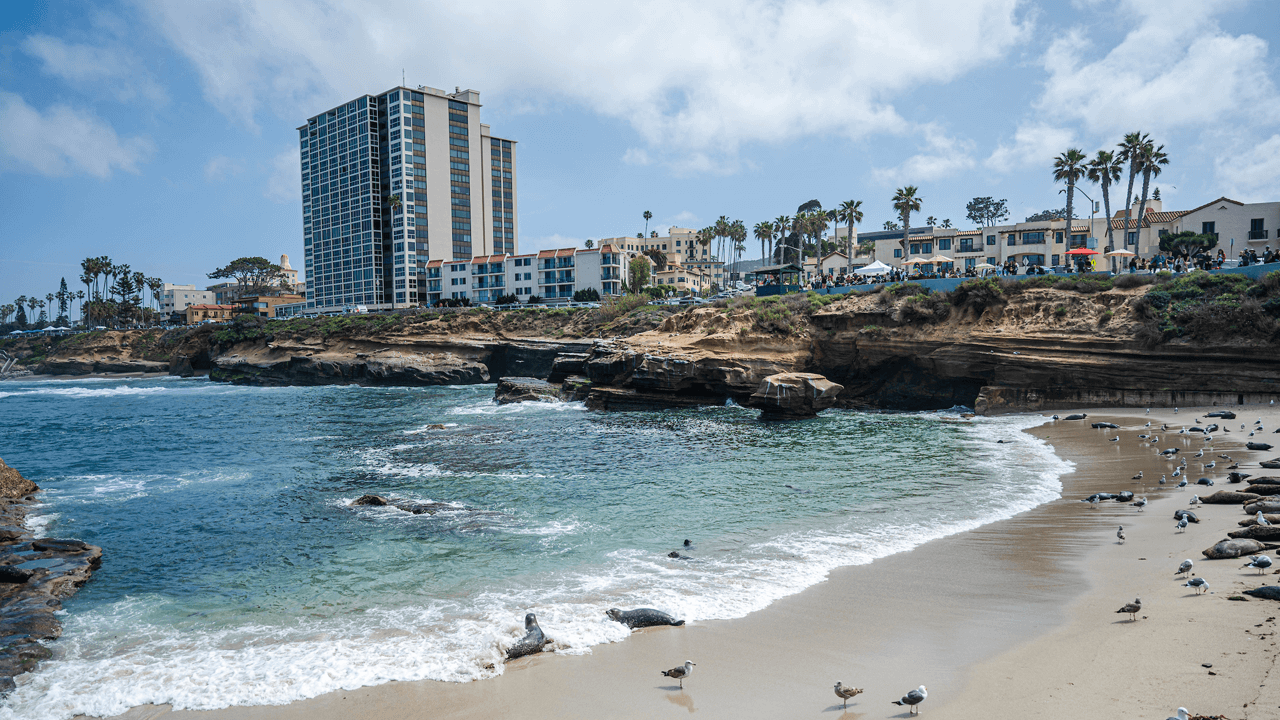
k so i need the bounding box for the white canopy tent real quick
[854,260,893,275]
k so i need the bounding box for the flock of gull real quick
[1072,408,1279,720]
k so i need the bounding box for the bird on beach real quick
[1111,436,1120,442]
[891,686,927,715]
[1194,449,1203,458]
[1117,526,1126,543]
[1257,512,1271,526]
[1172,468,1182,478]
[1145,421,1152,427]
[1162,424,1169,431]
[1133,497,1147,511]
[1189,495,1200,506]
[1160,474,1167,484]
[1176,517,1189,532]
[1204,461,1216,469]
[1133,471,1144,479]
[1242,424,1247,430]
[833,683,863,708]
[1177,479,1187,490]
[1184,577,1209,594]
[1175,407,1179,413]
[1089,496,1100,510]
[661,660,695,688]
[1146,408,1151,414]
[1176,559,1194,576]
[1167,708,1190,720]
[1116,597,1142,620]
[1242,555,1274,574]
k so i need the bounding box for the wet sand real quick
[110,405,1280,720]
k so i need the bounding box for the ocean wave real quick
[447,399,587,416]
[0,386,170,400]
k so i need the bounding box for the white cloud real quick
[265,147,301,203]
[985,123,1076,172]
[1036,0,1280,136]
[622,148,652,166]
[872,125,976,185]
[22,34,166,104]
[0,91,155,178]
[1217,134,1280,202]
[139,0,1029,164]
[204,155,245,182]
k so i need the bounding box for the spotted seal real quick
[505,613,549,660]
[606,608,686,629]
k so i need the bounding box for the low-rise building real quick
[184,304,237,324]
[418,244,627,305]
[160,284,215,315]
[234,294,306,318]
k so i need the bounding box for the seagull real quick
[1195,418,1202,424]
[1176,559,1193,576]
[1133,497,1147,511]
[1162,424,1169,431]
[1257,512,1272,526]
[1160,474,1167,484]
[1184,577,1209,594]
[1111,436,1120,442]
[1242,424,1247,430]
[1176,517,1188,532]
[1194,449,1203,458]
[1173,468,1182,478]
[1117,525,1126,543]
[1139,434,1149,439]
[1177,479,1187,491]
[1116,597,1142,620]
[1174,407,1179,413]
[661,660,695,688]
[1257,419,1263,425]
[1179,428,1186,434]
[1189,495,1200,506]
[1089,496,1100,510]
[1204,461,1216,469]
[1243,555,1274,574]
[1132,471,1144,479]
[1167,708,1190,720]
[1145,421,1152,427]
[891,686,927,715]
[1146,408,1151,414]
[833,683,863,708]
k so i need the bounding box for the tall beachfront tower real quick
[299,85,518,311]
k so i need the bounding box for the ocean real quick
[0,376,1071,720]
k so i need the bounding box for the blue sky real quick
[2,0,1279,303]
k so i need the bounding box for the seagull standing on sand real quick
[1176,559,1193,577]
[1176,517,1189,532]
[1204,461,1216,469]
[1133,497,1147,511]
[1242,555,1274,574]
[1160,474,1167,484]
[891,686,927,715]
[833,683,863,708]
[1189,495,1200,506]
[1117,526,1126,543]
[1172,468,1182,478]
[1184,578,1209,594]
[1167,708,1190,720]
[661,660,695,688]
[1111,436,1121,442]
[1194,449,1203,458]
[1116,597,1142,620]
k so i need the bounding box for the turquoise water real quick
[0,377,1069,719]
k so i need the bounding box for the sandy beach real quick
[108,405,1280,720]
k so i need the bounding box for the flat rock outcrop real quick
[744,373,844,420]
[495,377,560,404]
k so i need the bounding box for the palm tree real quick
[1133,143,1168,253]
[148,278,163,318]
[754,221,774,264]
[1052,148,1087,255]
[837,200,863,273]
[643,210,652,238]
[14,296,26,326]
[773,215,791,264]
[27,296,39,324]
[892,186,922,258]
[925,216,938,226]
[732,219,747,270]
[713,215,731,261]
[1116,131,1149,246]
[1087,150,1123,253]
[808,211,829,269]
[76,290,85,325]
[697,226,715,260]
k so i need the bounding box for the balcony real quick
[1249,230,1269,240]
[472,277,505,290]
[958,241,978,253]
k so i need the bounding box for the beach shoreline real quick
[94,404,1280,720]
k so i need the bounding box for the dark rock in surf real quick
[744,372,844,420]
[351,495,390,506]
[0,566,34,584]
[1243,586,1280,601]
[495,377,561,405]
[505,613,549,660]
[606,608,686,629]
[1203,538,1267,559]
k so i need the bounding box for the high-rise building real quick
[299,85,518,311]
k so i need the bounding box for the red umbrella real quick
[1064,247,1099,255]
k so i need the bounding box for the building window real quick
[893,248,902,258]
[1127,231,1138,246]
[909,243,920,254]
[1249,218,1267,240]
[938,238,951,250]
[1054,231,1063,243]
[921,242,932,254]
[1202,221,1216,237]
[1006,236,1015,246]
[986,235,996,246]
[1051,254,1060,266]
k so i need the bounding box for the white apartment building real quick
[421,244,626,305]
[160,284,215,314]
[599,227,726,290]
[869,195,1280,272]
[299,84,517,313]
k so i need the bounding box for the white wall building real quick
[160,284,215,315]
[420,243,626,305]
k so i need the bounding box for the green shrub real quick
[950,277,1004,309]
[573,287,601,302]
[1053,305,1067,317]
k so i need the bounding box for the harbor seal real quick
[505,613,549,660]
[1243,586,1280,601]
[606,608,686,629]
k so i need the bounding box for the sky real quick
[2,0,1279,303]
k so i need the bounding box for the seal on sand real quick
[606,608,686,629]
[505,613,549,660]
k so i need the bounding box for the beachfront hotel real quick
[422,244,626,305]
[598,227,727,292]
[859,195,1280,274]
[299,85,518,312]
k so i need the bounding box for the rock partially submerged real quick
[744,372,843,420]
[1203,538,1267,559]
[1200,490,1261,504]
[0,459,38,500]
[494,377,561,405]
[349,495,459,515]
